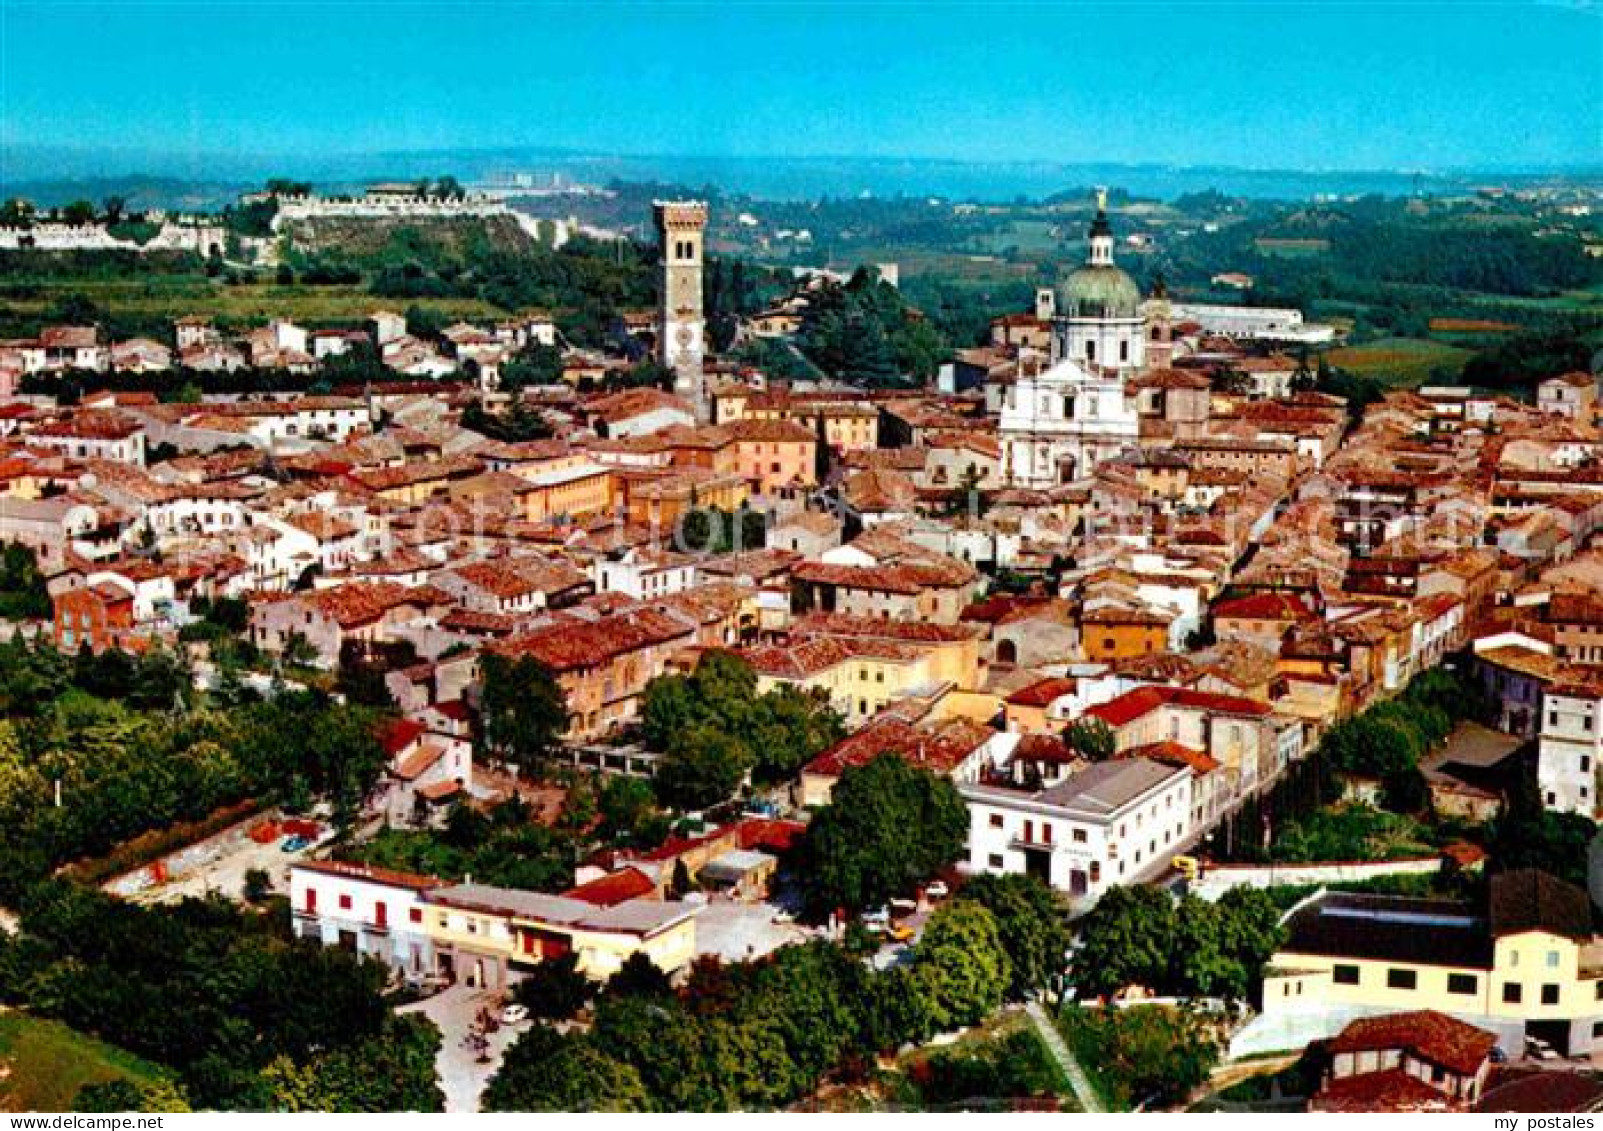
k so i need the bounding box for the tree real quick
[606,952,673,1000]
[597,776,667,847]
[514,951,592,1021]
[1070,885,1176,999]
[641,652,841,801]
[654,724,750,810]
[61,200,97,227]
[1066,717,1116,762]
[959,873,1069,999]
[799,754,968,915]
[484,1026,648,1112]
[477,652,569,771]
[260,1015,444,1112]
[75,1078,190,1113]
[915,901,1010,1030]
[0,543,51,619]
[243,867,273,904]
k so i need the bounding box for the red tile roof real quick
[1327,1010,1496,1076]
[1213,592,1314,622]
[1006,677,1079,708]
[1086,685,1270,728]
[298,858,444,892]
[803,717,993,779]
[563,866,657,907]
[1313,1068,1457,1113]
[496,608,693,673]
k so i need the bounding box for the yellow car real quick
[1172,855,1201,881]
[887,924,915,943]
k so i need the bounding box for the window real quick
[1089,861,1101,882]
[1386,968,1417,990]
[410,908,423,924]
[989,814,1004,829]
[1503,982,1522,1004]
[1072,829,1087,843]
[338,894,352,911]
[1547,951,1561,968]
[988,854,1004,868]
[1448,973,1477,995]
[1332,964,1360,985]
[1543,984,1560,1005]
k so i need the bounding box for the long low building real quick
[290,859,698,989]
[1263,869,1603,1057]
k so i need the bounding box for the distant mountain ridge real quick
[4,143,1601,209]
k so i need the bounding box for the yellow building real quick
[740,620,981,727]
[432,884,699,982]
[1264,870,1603,1055]
[517,461,616,523]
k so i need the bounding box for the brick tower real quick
[653,200,708,420]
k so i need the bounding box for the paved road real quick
[1025,999,1105,1114]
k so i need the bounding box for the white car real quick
[925,881,950,900]
[861,906,890,925]
[500,1003,530,1026]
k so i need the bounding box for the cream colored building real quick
[1264,870,1603,1055]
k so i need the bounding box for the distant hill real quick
[0,175,248,213]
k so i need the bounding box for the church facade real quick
[1000,192,1146,487]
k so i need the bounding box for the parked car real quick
[280,834,311,853]
[771,909,795,924]
[924,881,949,900]
[861,906,890,925]
[500,1003,530,1026]
[889,898,917,915]
[887,924,915,943]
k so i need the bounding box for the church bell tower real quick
[653,200,709,420]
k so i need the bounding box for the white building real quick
[998,193,1143,486]
[290,860,443,980]
[1051,191,1147,376]
[592,548,697,599]
[960,757,1192,902]
[1539,680,1603,817]
[999,358,1140,486]
[1167,302,1336,345]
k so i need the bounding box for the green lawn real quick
[1325,335,1473,386]
[0,1012,171,1113]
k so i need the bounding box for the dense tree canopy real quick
[960,873,1071,999]
[798,754,967,915]
[642,652,843,808]
[0,884,440,1111]
[1071,885,1284,1002]
[477,652,570,772]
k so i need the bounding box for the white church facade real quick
[1000,192,1144,487]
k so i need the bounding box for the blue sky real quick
[1,1,1598,172]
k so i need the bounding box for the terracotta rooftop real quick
[1327,1010,1496,1077]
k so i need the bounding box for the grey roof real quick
[1038,757,1187,815]
[428,882,698,937]
[960,756,1187,822]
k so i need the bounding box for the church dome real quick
[1057,264,1142,320]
